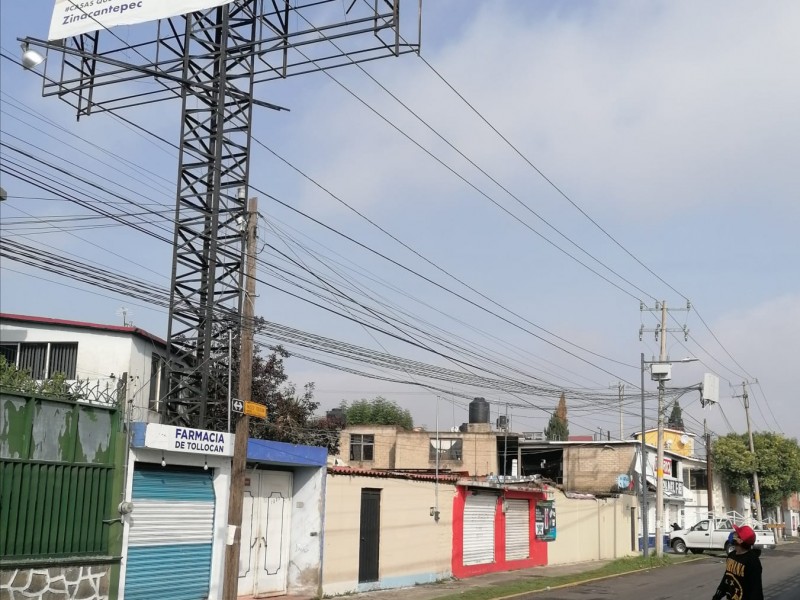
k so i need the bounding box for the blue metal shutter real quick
[125,467,215,600]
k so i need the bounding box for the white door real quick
[238,470,293,597]
[463,493,497,565]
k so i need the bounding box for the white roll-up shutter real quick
[463,493,497,565]
[505,499,530,560]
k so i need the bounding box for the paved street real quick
[527,545,800,600]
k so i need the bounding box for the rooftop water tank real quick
[469,397,490,424]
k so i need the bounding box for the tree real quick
[667,402,685,430]
[208,344,342,454]
[545,392,569,441]
[713,432,800,511]
[341,396,414,429]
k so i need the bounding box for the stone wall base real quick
[0,564,110,600]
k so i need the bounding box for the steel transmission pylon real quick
[22,0,421,429]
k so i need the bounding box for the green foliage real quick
[0,355,72,397]
[713,432,800,509]
[545,393,569,441]
[667,402,685,430]
[340,396,414,429]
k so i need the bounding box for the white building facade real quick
[1,313,170,422]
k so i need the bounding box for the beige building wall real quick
[335,427,500,477]
[563,445,637,493]
[547,489,639,565]
[322,473,455,596]
[394,431,498,476]
[337,426,400,469]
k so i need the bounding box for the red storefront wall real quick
[452,487,548,578]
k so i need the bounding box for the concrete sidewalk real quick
[346,559,615,600]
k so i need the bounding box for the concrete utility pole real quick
[742,382,763,524]
[640,299,691,557]
[655,302,668,557]
[640,353,649,558]
[223,197,258,600]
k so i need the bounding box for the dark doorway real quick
[358,488,381,583]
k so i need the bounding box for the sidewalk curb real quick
[480,556,707,600]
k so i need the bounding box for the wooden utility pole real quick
[742,382,763,524]
[222,197,257,600]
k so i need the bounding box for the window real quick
[689,470,708,490]
[48,343,78,379]
[429,438,463,461]
[350,434,375,461]
[3,342,78,379]
[148,353,169,412]
[18,343,48,379]
[0,344,18,365]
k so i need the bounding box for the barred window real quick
[350,434,375,461]
[4,342,78,379]
[0,344,18,365]
[18,343,48,379]
[48,343,78,379]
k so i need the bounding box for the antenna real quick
[116,307,131,327]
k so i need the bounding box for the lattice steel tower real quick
[23,0,420,428]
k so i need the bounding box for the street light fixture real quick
[20,42,45,70]
[640,355,698,557]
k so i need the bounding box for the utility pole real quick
[223,197,257,600]
[705,419,714,516]
[640,300,690,557]
[742,382,763,524]
[617,382,625,439]
[640,353,649,557]
[655,301,667,557]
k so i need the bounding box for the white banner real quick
[49,0,235,40]
[144,423,234,457]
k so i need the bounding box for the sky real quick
[1,0,798,446]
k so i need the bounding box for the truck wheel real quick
[724,542,735,556]
[672,539,687,554]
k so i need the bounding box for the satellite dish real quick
[680,434,689,445]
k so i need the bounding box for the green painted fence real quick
[0,391,120,559]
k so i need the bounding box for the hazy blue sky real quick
[1,0,798,444]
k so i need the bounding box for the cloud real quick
[274,0,800,223]
[694,294,800,440]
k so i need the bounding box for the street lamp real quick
[20,42,45,70]
[640,355,698,557]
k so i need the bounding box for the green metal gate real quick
[0,391,120,559]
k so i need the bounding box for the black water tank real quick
[469,397,490,424]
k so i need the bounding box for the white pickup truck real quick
[669,518,775,555]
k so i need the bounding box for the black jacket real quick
[713,548,763,600]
